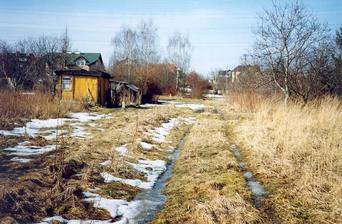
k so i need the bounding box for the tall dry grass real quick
[0,90,86,129]
[228,93,342,223]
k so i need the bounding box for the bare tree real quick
[0,40,17,89]
[253,0,329,104]
[61,27,71,54]
[137,19,160,65]
[167,32,192,90]
[0,34,68,91]
[111,26,139,82]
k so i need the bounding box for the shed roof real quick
[55,69,111,79]
[110,80,139,92]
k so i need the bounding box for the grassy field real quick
[226,94,342,223]
[0,92,340,223]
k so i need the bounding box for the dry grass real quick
[0,90,86,129]
[228,94,342,223]
[152,111,261,224]
[0,103,193,223]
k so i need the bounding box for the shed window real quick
[62,76,72,91]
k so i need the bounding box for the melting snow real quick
[139,142,155,151]
[83,192,144,223]
[0,112,112,163]
[100,160,112,166]
[203,94,225,100]
[116,145,128,156]
[175,104,205,112]
[101,172,151,189]
[102,159,167,190]
[4,142,56,156]
[10,157,32,163]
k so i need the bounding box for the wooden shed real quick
[110,80,141,107]
[55,69,111,106]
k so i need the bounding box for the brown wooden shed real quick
[110,80,141,107]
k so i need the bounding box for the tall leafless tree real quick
[137,20,160,65]
[111,26,139,82]
[167,32,192,90]
[253,0,329,104]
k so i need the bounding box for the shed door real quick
[74,77,98,102]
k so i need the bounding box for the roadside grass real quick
[227,93,342,223]
[0,90,86,130]
[152,110,261,224]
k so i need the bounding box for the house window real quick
[62,76,72,91]
[76,58,86,66]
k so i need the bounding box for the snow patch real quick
[175,104,205,112]
[116,145,128,156]
[10,157,32,163]
[139,142,155,151]
[4,142,56,156]
[101,172,151,189]
[203,94,225,100]
[100,160,112,166]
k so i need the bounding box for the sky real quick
[0,0,341,76]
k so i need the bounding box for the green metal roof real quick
[66,53,102,65]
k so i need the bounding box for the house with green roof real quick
[65,52,105,71]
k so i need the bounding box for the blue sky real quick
[0,0,341,75]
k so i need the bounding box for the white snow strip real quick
[101,172,151,189]
[139,142,155,151]
[203,94,225,99]
[175,104,205,112]
[38,215,112,224]
[139,103,165,108]
[100,160,112,166]
[10,157,32,163]
[68,112,112,122]
[4,142,56,157]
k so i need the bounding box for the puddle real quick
[229,144,267,208]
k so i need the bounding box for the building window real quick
[76,58,86,66]
[62,76,72,91]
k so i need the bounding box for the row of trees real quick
[0,29,71,91]
[242,0,342,104]
[110,20,195,101]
